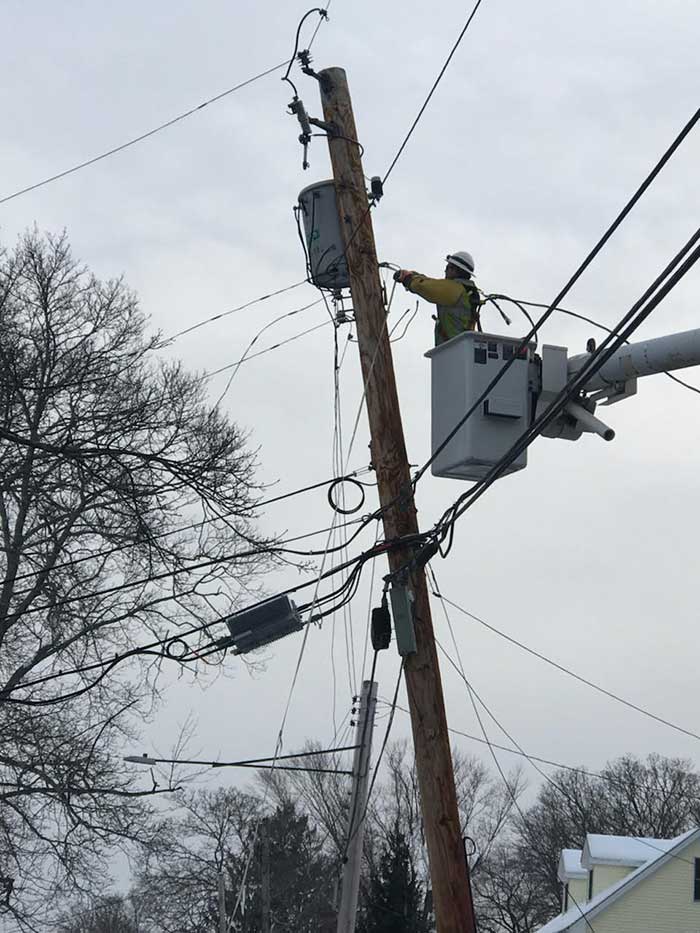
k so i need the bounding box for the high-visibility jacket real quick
[404,274,481,345]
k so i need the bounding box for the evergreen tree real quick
[228,800,334,932]
[358,820,429,933]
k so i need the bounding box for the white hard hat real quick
[446,251,475,276]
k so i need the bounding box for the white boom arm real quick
[569,327,700,394]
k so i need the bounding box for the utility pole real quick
[261,818,271,933]
[218,870,227,933]
[316,68,476,933]
[337,679,378,933]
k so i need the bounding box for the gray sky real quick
[2,0,700,849]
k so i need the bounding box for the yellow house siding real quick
[569,878,588,908]
[584,838,700,933]
[592,864,634,897]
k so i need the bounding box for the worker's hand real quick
[393,269,415,286]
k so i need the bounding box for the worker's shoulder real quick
[453,277,480,302]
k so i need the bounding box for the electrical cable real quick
[432,229,700,552]
[330,325,359,698]
[436,637,599,932]
[281,8,329,93]
[384,699,679,789]
[167,280,310,341]
[0,512,379,634]
[410,106,700,490]
[227,420,353,932]
[360,526,382,684]
[390,302,420,343]
[382,0,486,185]
[430,589,700,743]
[0,533,393,703]
[308,108,700,557]
[6,467,373,586]
[492,294,700,397]
[203,320,333,379]
[434,588,698,886]
[430,574,598,931]
[0,61,290,206]
[210,299,324,406]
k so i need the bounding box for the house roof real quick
[582,833,676,868]
[558,849,586,882]
[536,827,700,933]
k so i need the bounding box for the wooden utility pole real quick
[316,67,476,933]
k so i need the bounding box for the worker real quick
[393,251,481,346]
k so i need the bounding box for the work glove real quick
[393,269,415,286]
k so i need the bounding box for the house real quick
[536,827,700,932]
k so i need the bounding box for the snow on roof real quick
[536,828,700,933]
[582,833,676,868]
[558,849,586,882]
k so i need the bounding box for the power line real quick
[210,299,325,406]
[433,589,700,881]
[166,280,310,341]
[431,589,700,743]
[323,106,700,550]
[0,525,381,701]
[410,106,700,490]
[431,578,598,931]
[382,0,486,185]
[204,320,333,378]
[6,466,374,586]
[430,228,700,557]
[0,62,289,206]
[0,511,377,633]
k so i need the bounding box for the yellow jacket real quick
[403,274,480,345]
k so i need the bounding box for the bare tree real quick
[57,895,142,933]
[133,787,334,932]
[364,741,522,886]
[0,230,276,928]
[134,786,262,933]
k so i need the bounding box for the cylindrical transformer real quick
[297,180,350,290]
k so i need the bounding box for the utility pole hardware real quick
[315,67,477,933]
[337,679,378,933]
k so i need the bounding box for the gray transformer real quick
[298,180,350,291]
[425,332,537,480]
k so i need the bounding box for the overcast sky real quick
[2,0,700,868]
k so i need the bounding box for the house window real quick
[694,858,700,901]
[588,869,594,900]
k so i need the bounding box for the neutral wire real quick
[0,62,289,205]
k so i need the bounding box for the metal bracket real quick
[308,116,339,135]
[590,378,638,407]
